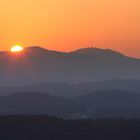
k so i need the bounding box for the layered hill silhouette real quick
[0,79,140,98]
[72,79,140,97]
[0,91,81,117]
[73,90,140,118]
[1,46,140,85]
[74,90,140,110]
[0,90,140,118]
[1,46,140,118]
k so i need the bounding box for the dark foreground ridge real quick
[0,115,140,140]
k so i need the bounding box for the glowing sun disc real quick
[10,45,24,52]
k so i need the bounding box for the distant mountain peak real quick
[25,46,66,55]
[25,46,48,52]
[23,46,126,58]
[24,46,124,57]
[71,47,125,57]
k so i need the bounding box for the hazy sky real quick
[0,0,140,57]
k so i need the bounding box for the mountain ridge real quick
[0,46,136,58]
[0,46,140,85]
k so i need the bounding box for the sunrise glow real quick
[10,45,24,52]
[0,0,140,57]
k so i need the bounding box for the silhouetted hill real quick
[24,82,77,98]
[1,79,140,98]
[0,82,77,98]
[73,90,140,118]
[0,92,81,117]
[71,47,124,57]
[0,90,140,118]
[74,90,140,110]
[73,79,140,96]
[0,47,140,85]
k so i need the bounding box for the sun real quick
[10,45,24,52]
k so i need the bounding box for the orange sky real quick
[0,0,140,57]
